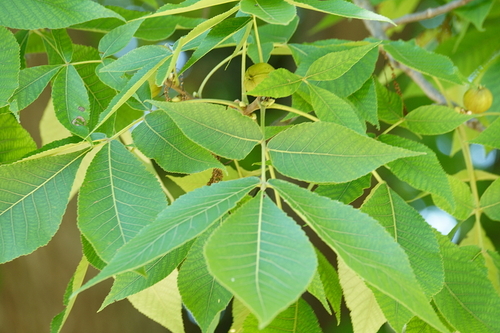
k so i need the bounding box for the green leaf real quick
[379,134,454,210]
[180,17,251,73]
[52,65,91,137]
[9,65,61,113]
[101,242,191,310]
[470,117,500,149]
[247,68,303,98]
[205,191,317,327]
[78,177,260,293]
[404,105,473,135]
[405,317,441,333]
[375,79,403,125]
[0,27,20,108]
[338,257,386,333]
[0,150,87,263]
[315,173,372,205]
[98,19,144,58]
[0,113,37,164]
[383,40,464,84]
[433,175,474,221]
[371,289,413,333]
[128,270,184,333]
[152,0,239,17]
[305,42,380,81]
[99,45,171,73]
[132,111,223,174]
[242,298,322,333]
[480,178,500,221]
[267,122,422,183]
[433,235,500,333]
[307,84,365,134]
[348,76,379,127]
[361,183,444,297]
[240,0,296,25]
[269,179,449,332]
[78,140,167,262]
[454,0,495,31]
[307,270,332,315]
[135,15,205,41]
[284,0,394,24]
[315,249,342,322]
[81,234,106,270]
[0,0,124,29]
[51,29,74,63]
[151,101,263,160]
[178,224,232,332]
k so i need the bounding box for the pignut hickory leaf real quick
[205,191,317,328]
[267,122,422,183]
[77,177,260,293]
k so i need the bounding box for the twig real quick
[352,0,447,105]
[385,0,475,30]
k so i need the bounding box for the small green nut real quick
[244,63,275,92]
[463,85,493,114]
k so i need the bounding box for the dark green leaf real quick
[0,150,87,263]
[375,79,403,124]
[315,249,342,322]
[205,191,317,327]
[348,76,379,127]
[268,122,421,183]
[135,15,205,41]
[315,173,372,205]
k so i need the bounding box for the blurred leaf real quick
[231,298,252,333]
[153,0,239,17]
[308,84,365,133]
[379,134,454,210]
[78,140,167,262]
[178,223,232,333]
[315,249,342,322]
[79,177,260,292]
[404,105,473,135]
[135,15,205,41]
[270,179,448,332]
[305,42,380,81]
[133,111,222,174]
[454,0,495,31]
[405,317,441,333]
[128,270,184,333]
[247,68,303,97]
[151,101,262,160]
[307,270,332,315]
[98,20,144,58]
[0,0,123,29]
[0,113,37,164]
[268,122,421,183]
[480,177,500,221]
[0,27,20,108]
[99,45,171,73]
[240,0,296,25]
[0,150,87,263]
[338,257,386,333]
[285,0,394,24]
[433,235,500,333]
[470,117,500,149]
[9,65,61,113]
[205,191,317,327]
[433,175,474,221]
[315,173,372,205]
[383,40,464,84]
[242,298,322,333]
[361,183,444,296]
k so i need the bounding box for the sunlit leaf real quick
[470,117,500,150]
[404,105,472,135]
[433,175,474,221]
[247,68,303,98]
[480,177,500,221]
[240,0,296,25]
[205,191,317,327]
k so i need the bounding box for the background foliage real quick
[1,0,500,332]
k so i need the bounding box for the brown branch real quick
[385,0,475,29]
[352,0,447,105]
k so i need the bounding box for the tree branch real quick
[352,0,447,105]
[386,0,475,29]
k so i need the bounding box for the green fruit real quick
[463,85,493,114]
[244,63,275,92]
